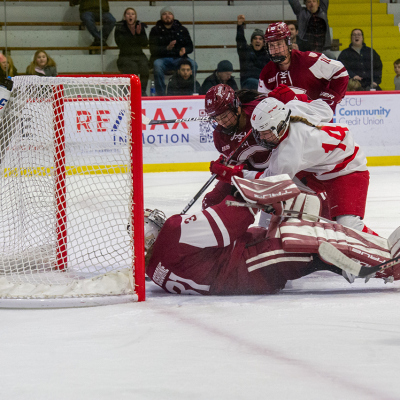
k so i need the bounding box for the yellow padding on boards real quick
[366,156,400,167]
[3,157,400,176]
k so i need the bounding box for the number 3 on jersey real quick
[320,125,348,154]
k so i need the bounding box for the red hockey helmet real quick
[264,22,291,45]
[204,84,240,118]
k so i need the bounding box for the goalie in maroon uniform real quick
[258,22,348,112]
[145,176,400,295]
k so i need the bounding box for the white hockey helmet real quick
[144,208,166,251]
[251,98,291,149]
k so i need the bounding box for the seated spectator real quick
[236,14,270,90]
[25,50,57,77]
[149,6,197,96]
[0,54,17,80]
[115,7,149,96]
[167,59,200,96]
[338,29,382,91]
[289,0,331,54]
[200,60,238,95]
[70,0,116,48]
[394,59,400,90]
[287,22,299,50]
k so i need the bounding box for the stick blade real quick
[141,114,151,125]
[318,241,362,276]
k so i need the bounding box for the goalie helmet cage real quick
[0,74,145,308]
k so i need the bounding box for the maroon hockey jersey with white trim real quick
[258,50,349,111]
[146,196,314,295]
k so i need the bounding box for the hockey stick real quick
[318,241,400,279]
[225,200,334,224]
[142,114,210,125]
[180,129,253,215]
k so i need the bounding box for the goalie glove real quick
[209,155,244,184]
[0,77,13,119]
[268,84,308,104]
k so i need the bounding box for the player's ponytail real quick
[290,116,322,130]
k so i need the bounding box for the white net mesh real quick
[0,76,137,302]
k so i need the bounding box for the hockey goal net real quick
[0,75,145,307]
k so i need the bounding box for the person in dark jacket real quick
[289,0,331,53]
[115,7,149,96]
[236,15,270,90]
[70,0,116,47]
[338,28,383,91]
[200,60,238,95]
[149,6,197,96]
[167,59,200,96]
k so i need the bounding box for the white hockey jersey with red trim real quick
[255,121,367,181]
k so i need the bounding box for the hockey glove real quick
[210,156,244,184]
[268,84,308,103]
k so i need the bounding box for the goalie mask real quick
[251,98,291,150]
[205,84,241,135]
[144,208,166,251]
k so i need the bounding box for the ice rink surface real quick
[2,166,400,400]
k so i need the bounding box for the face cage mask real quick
[144,209,166,251]
[265,40,290,64]
[209,107,241,135]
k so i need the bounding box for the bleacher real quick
[0,0,399,90]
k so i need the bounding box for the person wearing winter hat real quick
[236,14,270,90]
[200,60,238,94]
[149,5,197,95]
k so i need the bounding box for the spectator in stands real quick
[200,60,238,95]
[236,15,270,90]
[338,29,382,91]
[0,54,17,80]
[149,6,197,96]
[287,22,299,50]
[70,0,116,48]
[115,7,149,96]
[394,59,400,90]
[25,50,57,77]
[167,59,200,96]
[288,0,331,53]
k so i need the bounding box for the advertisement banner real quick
[334,93,400,157]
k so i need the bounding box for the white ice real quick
[2,166,400,400]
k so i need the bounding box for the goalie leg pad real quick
[285,193,322,221]
[278,219,391,267]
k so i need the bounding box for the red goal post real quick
[0,74,145,307]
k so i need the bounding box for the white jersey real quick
[244,100,367,181]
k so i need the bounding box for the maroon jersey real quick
[258,50,349,111]
[147,196,314,295]
[212,99,271,171]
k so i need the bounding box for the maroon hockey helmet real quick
[204,84,241,134]
[204,84,240,118]
[264,22,291,45]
